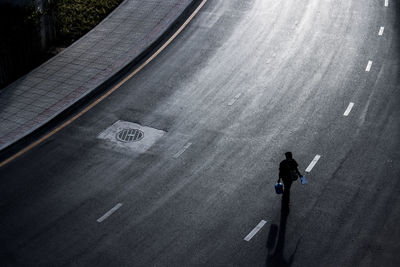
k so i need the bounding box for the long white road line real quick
[97,203,123,223]
[173,142,193,158]
[378,27,385,36]
[228,93,243,106]
[305,155,321,173]
[366,61,373,72]
[244,220,267,241]
[344,102,354,116]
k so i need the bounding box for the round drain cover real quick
[116,128,144,142]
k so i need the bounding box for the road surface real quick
[1,0,399,266]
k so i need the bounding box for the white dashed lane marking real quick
[365,61,373,72]
[173,142,192,158]
[343,102,354,116]
[228,93,242,106]
[378,27,384,36]
[385,0,389,7]
[244,220,267,241]
[97,203,123,223]
[305,155,321,173]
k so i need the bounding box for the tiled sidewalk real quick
[0,0,195,152]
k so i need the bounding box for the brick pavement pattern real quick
[0,0,195,151]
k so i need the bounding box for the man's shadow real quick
[265,189,300,266]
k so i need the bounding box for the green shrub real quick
[54,0,123,44]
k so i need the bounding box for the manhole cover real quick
[116,128,144,142]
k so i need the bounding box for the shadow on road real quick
[265,190,300,267]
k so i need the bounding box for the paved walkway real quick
[0,0,196,152]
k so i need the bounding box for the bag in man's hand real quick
[275,182,283,194]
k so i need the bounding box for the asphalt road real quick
[1,0,399,266]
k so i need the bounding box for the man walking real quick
[278,152,302,197]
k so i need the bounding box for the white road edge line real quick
[305,155,321,173]
[244,220,267,241]
[173,142,193,158]
[97,203,123,223]
[385,0,389,7]
[343,102,354,116]
[228,93,242,106]
[378,26,384,36]
[365,60,373,72]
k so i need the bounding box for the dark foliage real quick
[0,2,43,88]
[0,0,123,89]
[53,0,123,44]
